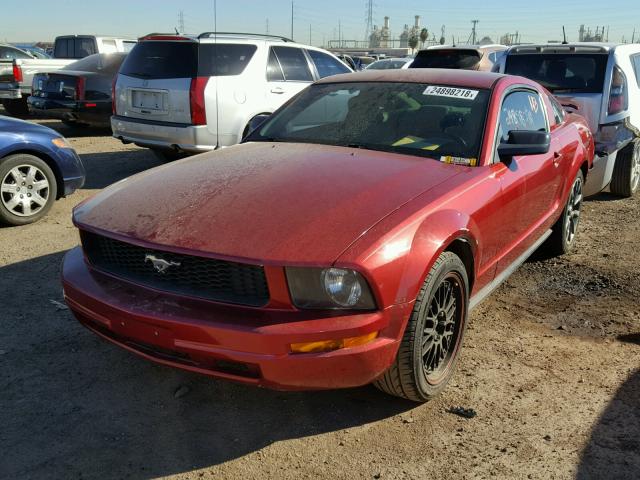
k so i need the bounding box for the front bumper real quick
[111,115,217,153]
[62,247,406,390]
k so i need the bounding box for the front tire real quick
[545,170,584,256]
[374,251,469,402]
[0,154,57,226]
[610,140,640,197]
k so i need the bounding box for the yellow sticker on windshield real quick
[393,136,419,146]
[422,144,440,151]
[440,156,477,166]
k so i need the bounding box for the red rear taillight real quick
[75,77,86,101]
[189,77,208,126]
[111,78,117,115]
[12,64,23,83]
[608,65,628,116]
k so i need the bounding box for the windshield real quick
[410,50,481,69]
[367,59,409,70]
[504,53,608,93]
[248,82,490,161]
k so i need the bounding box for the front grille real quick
[80,231,270,307]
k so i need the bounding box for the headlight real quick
[286,267,376,310]
[51,137,72,149]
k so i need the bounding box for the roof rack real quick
[197,32,294,42]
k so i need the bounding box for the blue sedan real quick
[0,115,85,225]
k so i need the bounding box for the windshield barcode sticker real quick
[423,86,479,100]
[440,156,478,166]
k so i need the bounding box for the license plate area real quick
[130,89,167,112]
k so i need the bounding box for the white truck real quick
[0,35,135,116]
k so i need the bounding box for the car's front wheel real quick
[374,251,469,402]
[0,154,57,226]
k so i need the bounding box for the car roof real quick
[315,68,507,89]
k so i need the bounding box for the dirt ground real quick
[1,112,638,480]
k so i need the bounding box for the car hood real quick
[0,115,57,136]
[74,142,463,264]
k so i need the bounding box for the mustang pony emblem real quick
[145,254,181,273]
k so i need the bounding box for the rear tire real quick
[610,140,640,197]
[0,154,57,226]
[2,98,29,117]
[374,251,469,402]
[544,170,584,256]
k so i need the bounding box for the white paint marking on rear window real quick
[423,85,479,100]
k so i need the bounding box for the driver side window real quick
[498,90,548,145]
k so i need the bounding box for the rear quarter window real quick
[271,47,313,81]
[306,49,350,78]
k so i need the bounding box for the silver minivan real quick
[111,33,351,160]
[498,43,640,197]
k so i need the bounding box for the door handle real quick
[270,87,285,94]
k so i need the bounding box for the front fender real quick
[337,207,478,309]
[398,209,478,305]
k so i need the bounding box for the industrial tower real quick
[365,0,374,42]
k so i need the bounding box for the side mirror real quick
[498,130,551,159]
[243,114,270,141]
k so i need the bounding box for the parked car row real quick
[0,35,134,116]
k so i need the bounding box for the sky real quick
[2,0,640,45]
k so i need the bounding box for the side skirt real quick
[469,229,552,311]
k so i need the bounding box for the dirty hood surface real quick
[75,142,462,264]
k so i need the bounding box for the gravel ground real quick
[1,113,638,480]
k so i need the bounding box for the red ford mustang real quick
[62,70,594,402]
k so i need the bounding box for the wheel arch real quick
[0,149,64,199]
[400,210,479,306]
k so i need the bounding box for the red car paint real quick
[62,70,594,390]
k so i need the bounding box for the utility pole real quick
[309,24,312,45]
[633,28,636,44]
[178,10,185,34]
[364,0,374,42]
[339,20,342,48]
[291,1,294,40]
[266,18,269,35]
[471,19,479,45]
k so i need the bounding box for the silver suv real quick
[111,33,351,159]
[498,43,640,197]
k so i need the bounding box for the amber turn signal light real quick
[290,331,378,354]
